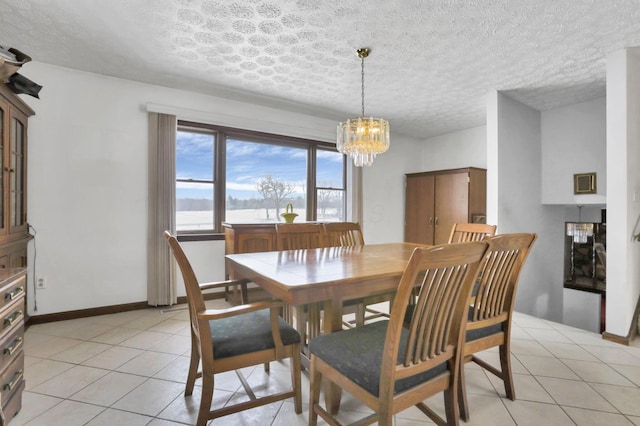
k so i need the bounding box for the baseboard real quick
[602,331,629,345]
[26,301,151,325]
[26,291,227,326]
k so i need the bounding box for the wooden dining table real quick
[225,242,426,413]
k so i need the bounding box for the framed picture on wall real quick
[574,172,596,194]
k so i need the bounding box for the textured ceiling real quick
[2,0,640,139]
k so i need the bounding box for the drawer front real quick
[0,276,25,314]
[1,374,24,424]
[0,352,23,410]
[0,301,23,335]
[0,323,23,373]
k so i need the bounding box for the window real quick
[176,121,346,234]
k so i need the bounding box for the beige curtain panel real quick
[148,112,177,306]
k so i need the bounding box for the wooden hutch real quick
[0,83,33,423]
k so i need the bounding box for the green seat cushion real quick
[210,309,300,359]
[309,320,448,397]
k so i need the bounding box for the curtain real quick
[147,112,177,306]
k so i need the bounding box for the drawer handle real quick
[3,369,22,392]
[4,286,24,301]
[3,311,22,328]
[3,336,23,357]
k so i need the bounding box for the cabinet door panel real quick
[405,175,434,244]
[434,172,469,245]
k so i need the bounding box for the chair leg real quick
[444,385,460,426]
[355,303,366,327]
[458,362,470,422]
[291,345,302,414]
[197,373,214,426]
[185,335,200,396]
[294,306,307,345]
[309,356,322,426]
[499,343,515,400]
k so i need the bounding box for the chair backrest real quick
[469,233,537,324]
[323,222,365,247]
[448,223,497,243]
[381,241,489,396]
[163,231,206,336]
[276,223,327,250]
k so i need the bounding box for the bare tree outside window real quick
[256,174,295,221]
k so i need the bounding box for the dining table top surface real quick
[225,242,427,305]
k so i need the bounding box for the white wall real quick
[488,91,565,322]
[541,97,607,205]
[362,133,422,244]
[605,48,640,336]
[22,61,408,316]
[420,125,487,171]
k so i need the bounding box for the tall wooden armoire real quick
[405,167,486,245]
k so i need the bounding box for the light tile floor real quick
[16,300,640,425]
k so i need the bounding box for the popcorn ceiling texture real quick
[2,0,640,138]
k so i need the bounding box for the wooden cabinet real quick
[223,223,277,257]
[0,269,26,425]
[405,168,486,245]
[0,85,32,269]
[222,223,278,303]
[0,86,32,423]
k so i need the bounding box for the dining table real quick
[225,241,426,413]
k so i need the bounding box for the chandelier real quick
[337,48,390,167]
[566,205,594,243]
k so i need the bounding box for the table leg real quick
[323,299,344,415]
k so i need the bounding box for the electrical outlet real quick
[36,277,46,289]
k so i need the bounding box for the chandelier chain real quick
[361,54,365,117]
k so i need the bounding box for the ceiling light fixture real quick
[337,48,390,167]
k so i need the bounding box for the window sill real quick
[177,233,225,242]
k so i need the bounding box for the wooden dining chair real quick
[275,222,327,345]
[448,222,497,243]
[163,231,302,425]
[458,233,537,421]
[323,222,391,328]
[275,223,327,251]
[324,221,364,247]
[309,241,489,426]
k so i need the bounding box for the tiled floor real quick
[16,300,640,425]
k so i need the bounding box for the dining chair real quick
[163,231,302,425]
[458,233,537,421]
[275,222,327,345]
[324,221,365,247]
[448,222,497,243]
[309,241,489,426]
[323,222,390,328]
[275,222,327,251]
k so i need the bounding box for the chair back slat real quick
[448,223,497,243]
[386,242,488,373]
[276,223,326,250]
[470,233,537,322]
[323,222,364,247]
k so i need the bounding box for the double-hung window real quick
[176,121,346,236]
